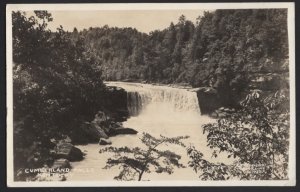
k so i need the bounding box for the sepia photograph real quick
[6,3,295,187]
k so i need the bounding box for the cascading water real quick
[67,82,231,181]
[127,92,143,116]
[108,82,201,117]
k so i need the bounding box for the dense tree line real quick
[73,9,288,106]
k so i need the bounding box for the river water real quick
[66,82,231,181]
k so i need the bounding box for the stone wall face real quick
[195,71,289,116]
[194,87,221,115]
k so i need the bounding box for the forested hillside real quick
[70,9,288,106]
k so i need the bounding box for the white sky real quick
[26,10,210,33]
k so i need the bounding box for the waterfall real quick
[106,82,201,117]
[127,91,143,116]
[68,82,219,181]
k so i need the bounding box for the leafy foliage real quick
[187,146,245,180]
[100,133,189,181]
[188,90,289,180]
[12,11,109,176]
[76,9,288,106]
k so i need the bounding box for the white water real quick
[66,82,231,181]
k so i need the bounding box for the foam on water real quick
[66,82,231,181]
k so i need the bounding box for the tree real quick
[100,133,189,181]
[76,9,288,101]
[187,146,244,180]
[187,89,289,180]
[12,11,108,179]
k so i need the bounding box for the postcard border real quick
[6,2,296,187]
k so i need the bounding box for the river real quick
[66,82,231,181]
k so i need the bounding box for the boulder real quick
[211,112,218,118]
[72,121,109,144]
[99,138,112,145]
[217,111,227,118]
[109,121,124,129]
[108,128,138,137]
[94,124,109,138]
[211,107,235,118]
[93,111,108,125]
[51,158,71,169]
[55,143,83,161]
[62,136,72,143]
[86,123,109,139]
[223,108,235,113]
[69,122,94,144]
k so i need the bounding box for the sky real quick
[27,10,210,34]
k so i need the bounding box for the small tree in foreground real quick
[99,133,189,181]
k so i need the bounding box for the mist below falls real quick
[66,82,232,181]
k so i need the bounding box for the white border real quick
[6,3,296,187]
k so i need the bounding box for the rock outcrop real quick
[71,112,110,144]
[108,128,138,136]
[191,87,221,115]
[211,107,235,118]
[70,109,138,145]
[89,123,109,139]
[99,138,112,145]
[54,142,83,161]
[51,158,71,169]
